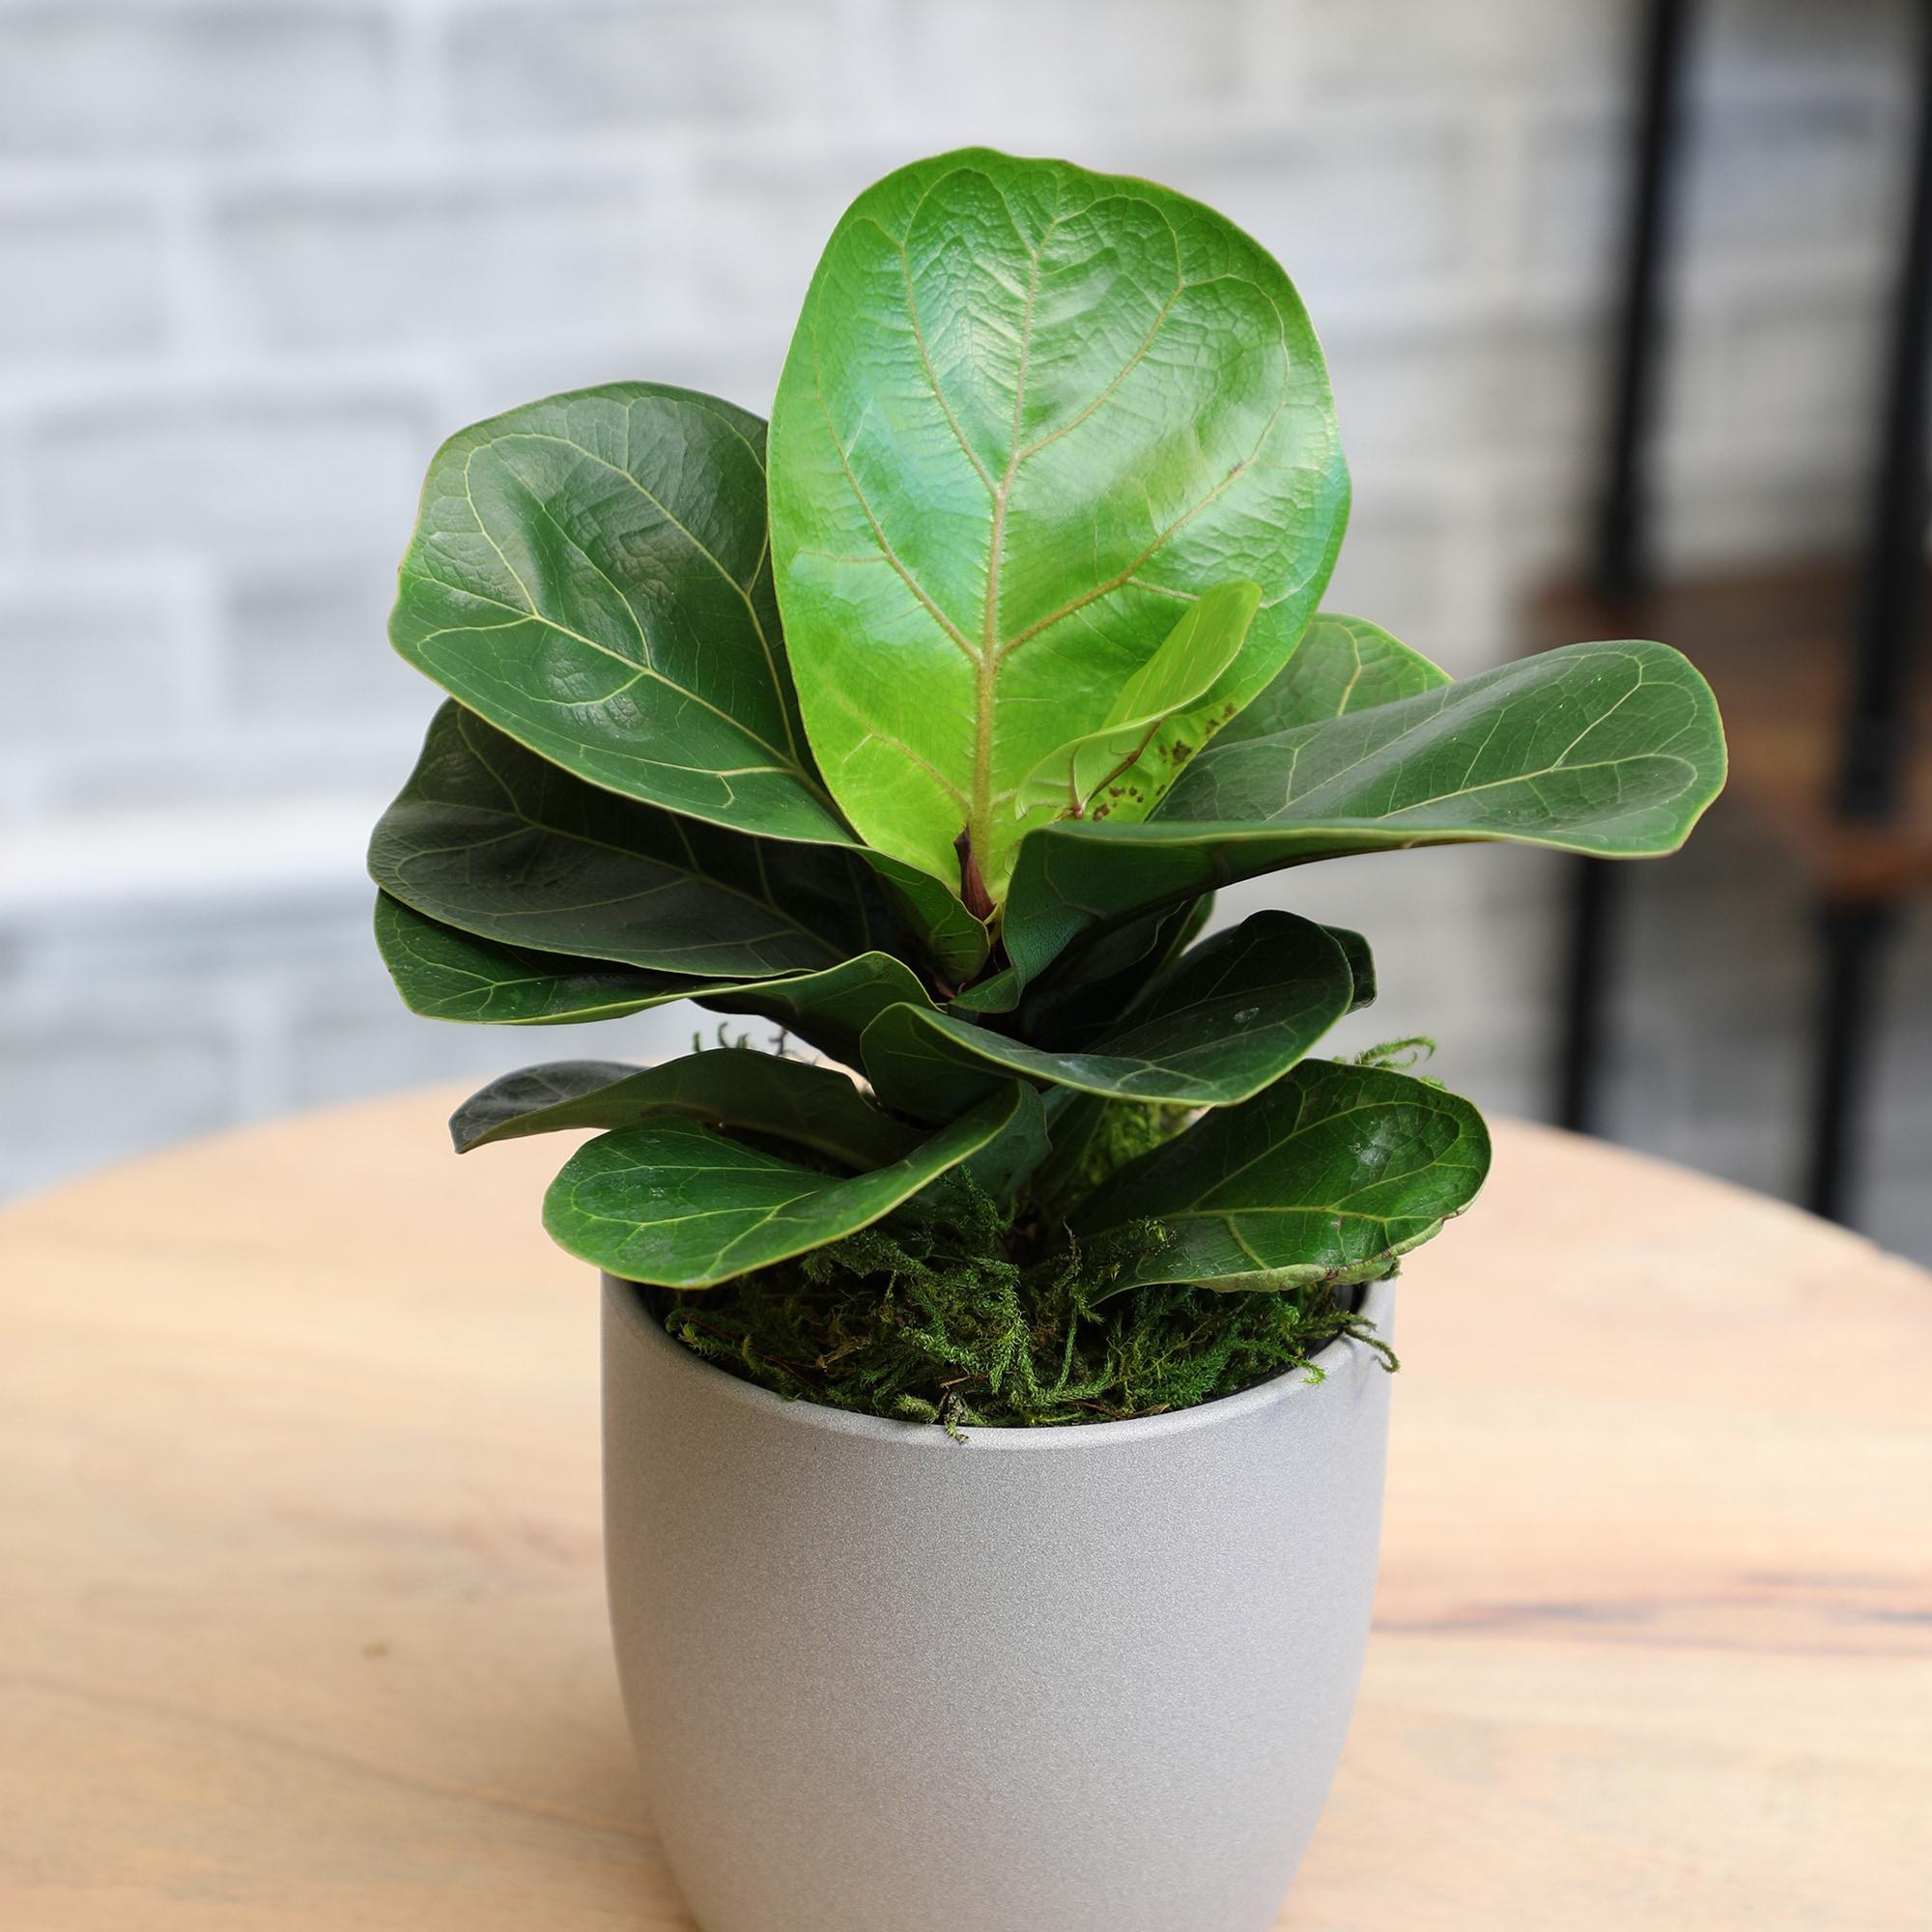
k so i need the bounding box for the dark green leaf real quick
[375,892,931,1067]
[1076,1058,1491,1293]
[1326,924,1377,1011]
[391,383,848,844]
[1003,639,1726,980]
[543,1082,1036,1288]
[450,1052,921,1169]
[862,912,1355,1120]
[376,891,693,1026]
[999,893,1215,1045]
[370,702,888,980]
[768,146,1348,899]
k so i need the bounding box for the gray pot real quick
[602,1273,1394,1932]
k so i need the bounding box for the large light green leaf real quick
[1003,638,1727,981]
[1012,581,1261,826]
[862,911,1356,1120]
[369,702,888,980]
[1076,1059,1491,1294]
[450,1052,921,1169]
[390,383,847,844]
[544,1082,1036,1288]
[768,147,1349,901]
[374,893,931,1067]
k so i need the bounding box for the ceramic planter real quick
[601,1272,1395,1932]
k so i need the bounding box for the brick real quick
[1325,318,1599,467]
[0,6,391,158]
[0,580,188,749]
[1319,496,1458,655]
[26,397,435,555]
[221,559,428,724]
[1719,296,1886,462]
[1296,0,1631,91]
[1145,126,1477,305]
[1686,93,1899,258]
[1525,91,1898,282]
[445,2,836,137]
[0,205,168,358]
[36,735,413,823]
[895,0,1254,138]
[211,178,663,351]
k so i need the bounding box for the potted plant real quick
[370,148,1725,1932]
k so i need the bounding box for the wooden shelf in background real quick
[1533,558,1932,904]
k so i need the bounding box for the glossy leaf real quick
[862,911,1356,1120]
[370,702,888,980]
[1327,924,1377,1011]
[375,892,931,1067]
[1012,581,1261,827]
[450,1053,921,1169]
[1212,611,1449,744]
[985,893,1213,1042]
[1003,638,1726,982]
[1076,1059,1491,1293]
[375,892,693,1027]
[543,1083,1036,1288]
[768,147,1349,899]
[390,383,848,844]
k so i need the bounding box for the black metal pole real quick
[1557,0,1695,1134]
[1802,1,1932,1222]
[1835,0,1932,820]
[1596,0,1695,607]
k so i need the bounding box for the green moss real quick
[656,1151,1398,1435]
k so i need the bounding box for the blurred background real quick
[0,0,1926,1256]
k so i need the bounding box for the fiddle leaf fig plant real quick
[371,148,1726,1427]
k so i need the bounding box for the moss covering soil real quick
[653,1170,1398,1435]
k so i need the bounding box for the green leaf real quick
[543,1082,1036,1288]
[450,1052,922,1169]
[375,892,931,1067]
[390,383,848,845]
[958,1082,1051,1203]
[988,892,1213,1042]
[1003,638,1727,981]
[1212,610,1450,743]
[861,911,1355,1120]
[369,702,889,980]
[862,856,992,985]
[375,891,695,1026]
[1326,924,1377,1011]
[1076,1059,1491,1294]
[768,147,1349,900]
[1012,581,1261,826]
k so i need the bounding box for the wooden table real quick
[2,1094,1928,1929]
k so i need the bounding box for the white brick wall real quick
[1,0,1925,1253]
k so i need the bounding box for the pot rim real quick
[604,1270,1396,1455]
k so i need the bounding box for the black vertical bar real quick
[1558,0,1695,1134]
[1595,0,1695,607]
[1835,0,1932,820]
[1804,4,1932,1220]
[1804,903,1896,1221]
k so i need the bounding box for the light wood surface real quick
[1,1093,1928,1929]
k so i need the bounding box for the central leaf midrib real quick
[973,218,1051,867]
